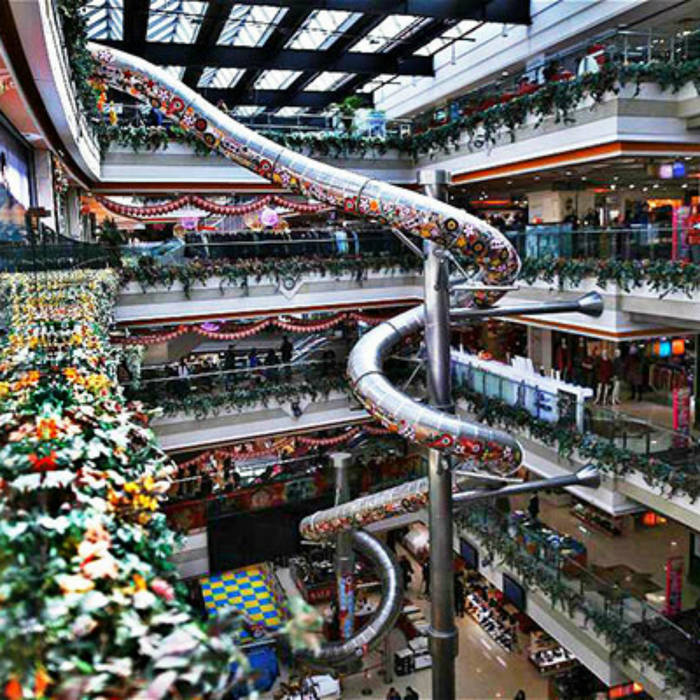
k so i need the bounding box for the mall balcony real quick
[450,351,700,532]
[454,500,700,699]
[114,227,423,325]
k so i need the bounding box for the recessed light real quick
[534,176,540,180]
[565,171,572,176]
[610,184,616,190]
[653,183,659,188]
[614,176,619,180]
[685,156,692,161]
[581,176,587,181]
[682,183,688,188]
[629,184,635,188]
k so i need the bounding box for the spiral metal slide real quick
[89,44,578,666]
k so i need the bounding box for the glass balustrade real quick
[458,504,695,691]
[452,359,700,477]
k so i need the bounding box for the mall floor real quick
[271,497,699,698]
[512,494,700,609]
[276,550,550,700]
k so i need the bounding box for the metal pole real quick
[424,229,458,698]
[331,451,355,641]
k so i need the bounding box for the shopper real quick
[527,493,540,522]
[421,559,430,595]
[404,687,419,700]
[514,691,526,700]
[455,573,466,617]
[399,556,413,591]
[386,688,401,700]
[280,335,293,377]
[264,348,279,381]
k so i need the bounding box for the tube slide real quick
[90,45,522,666]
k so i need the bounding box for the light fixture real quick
[682,183,688,188]
[614,176,619,181]
[653,183,659,188]
[581,176,587,181]
[534,175,540,180]
[629,183,635,189]
[610,184,616,190]
[565,171,572,176]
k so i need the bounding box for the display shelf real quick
[529,645,578,676]
[571,502,623,537]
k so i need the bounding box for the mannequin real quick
[611,347,623,404]
[595,349,613,404]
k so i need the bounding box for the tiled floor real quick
[200,564,285,637]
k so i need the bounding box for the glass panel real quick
[286,9,360,51]
[147,0,207,44]
[350,15,427,54]
[217,4,287,47]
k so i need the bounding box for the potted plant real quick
[330,96,365,133]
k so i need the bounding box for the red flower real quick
[29,451,58,472]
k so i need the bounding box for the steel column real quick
[332,451,355,640]
[424,232,458,699]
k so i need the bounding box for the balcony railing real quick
[452,357,700,501]
[506,227,676,263]
[458,504,695,692]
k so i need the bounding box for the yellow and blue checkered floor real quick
[200,564,285,634]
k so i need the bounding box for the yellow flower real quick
[0,382,10,397]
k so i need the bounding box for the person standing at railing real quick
[280,335,293,378]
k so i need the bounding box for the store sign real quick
[672,205,691,260]
[664,555,684,617]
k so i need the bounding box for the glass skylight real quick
[197,67,245,89]
[276,107,305,117]
[350,15,427,54]
[160,65,187,81]
[232,106,264,117]
[147,0,207,44]
[286,10,360,51]
[217,4,287,47]
[254,70,302,90]
[414,20,481,56]
[83,0,124,41]
[303,71,352,92]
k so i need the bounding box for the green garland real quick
[520,256,700,297]
[141,375,348,420]
[120,253,422,298]
[93,59,700,160]
[0,271,249,696]
[458,506,687,690]
[453,381,700,503]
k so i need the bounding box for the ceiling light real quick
[653,183,659,189]
[682,183,688,188]
[614,176,619,181]
[685,156,692,161]
[581,176,587,181]
[642,186,648,192]
[629,184,635,189]
[534,176,540,180]
[610,184,616,190]
[507,180,513,185]
[565,171,572,176]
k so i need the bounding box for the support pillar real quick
[424,238,458,700]
[332,451,355,640]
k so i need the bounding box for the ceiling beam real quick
[182,0,236,88]
[221,0,531,24]
[225,7,309,106]
[99,40,434,75]
[319,17,456,111]
[199,87,374,108]
[264,13,386,112]
[121,0,149,45]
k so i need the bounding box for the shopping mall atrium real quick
[4,0,700,698]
